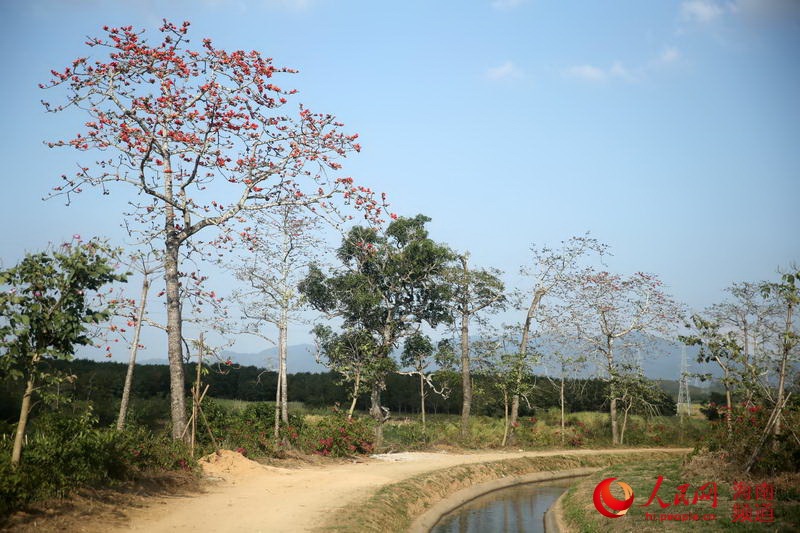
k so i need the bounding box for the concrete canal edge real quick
[407,467,598,533]
[543,489,571,533]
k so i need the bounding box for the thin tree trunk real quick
[164,236,187,441]
[191,340,202,458]
[117,276,150,431]
[509,391,520,442]
[420,372,426,431]
[606,339,619,445]
[274,355,282,441]
[348,369,360,419]
[460,309,471,439]
[511,289,545,444]
[720,361,733,438]
[620,401,631,446]
[560,373,566,447]
[610,396,619,445]
[11,373,36,466]
[370,380,384,448]
[501,389,509,447]
[279,320,289,424]
[774,301,793,440]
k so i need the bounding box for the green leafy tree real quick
[0,239,127,465]
[444,254,505,439]
[400,334,456,431]
[312,325,381,419]
[300,214,453,446]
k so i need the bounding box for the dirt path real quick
[100,448,687,533]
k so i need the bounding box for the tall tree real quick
[563,269,682,445]
[115,250,161,430]
[0,238,126,465]
[43,21,381,439]
[445,254,504,439]
[508,235,607,441]
[300,214,453,446]
[232,206,320,437]
[760,268,800,441]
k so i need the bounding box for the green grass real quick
[210,397,307,414]
[381,410,707,451]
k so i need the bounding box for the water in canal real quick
[429,477,574,533]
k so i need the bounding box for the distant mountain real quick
[129,334,724,383]
[138,343,326,373]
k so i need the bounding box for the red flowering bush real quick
[299,411,374,457]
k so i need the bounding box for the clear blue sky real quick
[0,0,798,358]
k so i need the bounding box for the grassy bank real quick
[316,450,688,533]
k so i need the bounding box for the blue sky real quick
[0,0,798,358]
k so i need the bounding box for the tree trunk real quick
[508,391,520,444]
[117,276,150,431]
[459,310,471,439]
[348,369,360,419]
[720,362,733,438]
[279,320,289,424]
[419,372,426,431]
[511,289,544,445]
[274,354,282,441]
[606,338,619,445]
[164,236,188,441]
[560,373,566,447]
[610,396,619,445]
[501,389,509,447]
[620,401,631,446]
[370,381,384,448]
[11,373,36,466]
[774,300,793,441]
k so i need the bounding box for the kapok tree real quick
[444,254,505,439]
[0,238,127,465]
[42,21,383,439]
[232,206,321,438]
[299,215,454,447]
[563,269,683,445]
[507,234,607,442]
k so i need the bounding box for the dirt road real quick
[103,448,686,533]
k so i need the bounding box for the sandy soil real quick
[93,447,685,533]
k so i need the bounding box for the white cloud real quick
[658,46,680,64]
[486,61,524,80]
[565,64,607,81]
[491,0,528,11]
[681,0,725,22]
[565,62,634,82]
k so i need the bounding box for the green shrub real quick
[0,407,195,517]
[299,410,374,457]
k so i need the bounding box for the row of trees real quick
[298,222,685,446]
